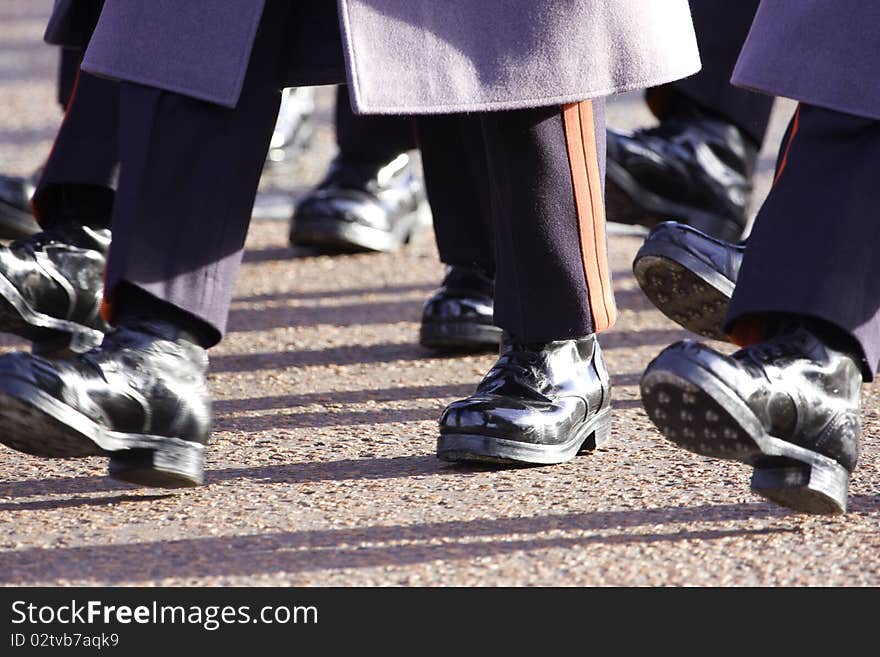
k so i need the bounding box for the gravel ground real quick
[1,1,878,587]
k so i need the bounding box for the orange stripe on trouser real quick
[561,100,617,333]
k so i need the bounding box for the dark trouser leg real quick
[55,0,104,109]
[436,101,614,465]
[725,104,880,380]
[481,100,613,342]
[417,115,494,275]
[105,2,292,346]
[57,48,81,110]
[335,86,415,164]
[32,71,118,229]
[658,0,773,146]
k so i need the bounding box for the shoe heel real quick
[751,458,850,515]
[109,440,205,489]
[581,410,612,451]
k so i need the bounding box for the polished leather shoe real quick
[0,319,211,488]
[0,174,40,240]
[633,221,743,341]
[419,265,501,352]
[437,333,612,464]
[606,106,757,242]
[289,152,426,253]
[0,224,110,356]
[640,321,863,514]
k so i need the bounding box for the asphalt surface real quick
[1,1,878,587]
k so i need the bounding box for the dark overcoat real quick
[733,0,880,120]
[50,0,701,114]
[43,0,104,50]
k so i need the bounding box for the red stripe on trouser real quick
[561,100,617,333]
[772,103,801,187]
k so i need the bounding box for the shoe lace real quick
[482,348,542,387]
[738,334,805,372]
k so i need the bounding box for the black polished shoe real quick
[289,152,426,253]
[265,87,316,164]
[419,265,501,352]
[0,224,110,356]
[606,106,757,242]
[633,221,743,341]
[0,174,40,240]
[437,333,612,465]
[0,319,211,488]
[640,321,862,514]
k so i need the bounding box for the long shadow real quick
[240,246,299,264]
[230,291,672,332]
[0,454,447,500]
[0,4,54,22]
[0,502,799,584]
[0,494,173,512]
[611,399,644,411]
[208,342,463,373]
[241,244,419,263]
[233,283,437,304]
[0,126,57,147]
[612,286,660,311]
[215,405,441,432]
[599,328,689,350]
[209,330,680,373]
[226,298,422,332]
[612,372,642,387]
[213,383,475,414]
[0,55,57,84]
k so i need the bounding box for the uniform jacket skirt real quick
[62,0,701,114]
[733,0,880,121]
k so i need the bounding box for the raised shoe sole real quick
[0,376,205,488]
[437,407,612,466]
[633,239,734,342]
[640,354,851,514]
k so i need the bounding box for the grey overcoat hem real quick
[345,70,701,115]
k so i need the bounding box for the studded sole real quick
[640,357,850,514]
[633,241,734,341]
[437,407,612,466]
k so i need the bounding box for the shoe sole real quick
[0,272,104,356]
[419,320,502,352]
[289,201,427,253]
[0,377,205,488]
[605,160,746,243]
[0,200,40,241]
[632,240,733,341]
[640,356,850,514]
[436,407,612,466]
